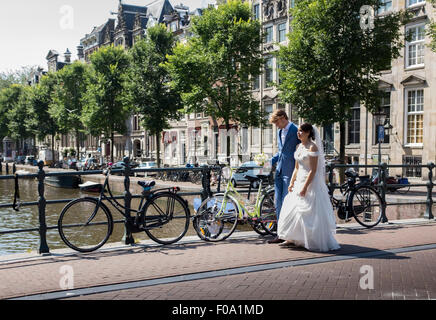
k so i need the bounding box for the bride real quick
[276,123,340,252]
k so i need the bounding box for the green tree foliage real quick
[277,0,411,175]
[165,0,264,162]
[129,24,182,167]
[0,66,38,90]
[49,61,91,158]
[429,0,436,52]
[27,72,60,161]
[81,45,131,163]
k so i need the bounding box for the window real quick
[252,75,260,90]
[405,89,424,145]
[406,24,425,68]
[373,92,390,145]
[264,26,273,43]
[254,4,260,20]
[264,56,274,88]
[347,103,360,144]
[278,23,286,43]
[290,0,295,8]
[403,156,422,178]
[377,0,392,14]
[263,104,274,146]
[407,0,425,7]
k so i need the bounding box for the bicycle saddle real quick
[138,181,156,188]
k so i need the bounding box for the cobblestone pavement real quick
[0,219,436,301]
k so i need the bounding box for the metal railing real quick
[326,162,435,222]
[0,158,434,255]
[0,157,223,255]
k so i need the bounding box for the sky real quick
[0,0,216,74]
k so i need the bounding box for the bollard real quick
[380,162,388,223]
[6,163,9,175]
[122,157,135,245]
[424,162,435,220]
[37,161,50,254]
[0,160,2,173]
[12,163,16,174]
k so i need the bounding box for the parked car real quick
[15,156,26,164]
[230,161,263,187]
[25,156,37,166]
[135,161,158,177]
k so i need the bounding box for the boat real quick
[45,175,81,189]
[78,181,103,193]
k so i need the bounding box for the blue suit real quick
[271,122,300,218]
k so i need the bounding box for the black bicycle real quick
[58,163,191,253]
[330,169,385,228]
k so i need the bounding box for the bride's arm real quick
[300,144,319,196]
[288,161,299,192]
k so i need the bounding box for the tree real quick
[277,0,411,180]
[81,45,131,163]
[0,66,38,90]
[49,61,91,159]
[165,0,264,163]
[129,24,182,168]
[27,72,60,162]
[0,84,33,153]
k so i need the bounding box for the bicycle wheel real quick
[58,198,113,253]
[143,192,190,245]
[350,185,383,228]
[258,189,277,236]
[193,193,239,242]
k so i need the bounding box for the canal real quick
[0,173,202,256]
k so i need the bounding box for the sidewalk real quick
[0,218,436,300]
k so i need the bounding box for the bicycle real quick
[330,168,385,228]
[192,166,277,242]
[57,163,191,253]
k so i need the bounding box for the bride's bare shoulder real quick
[309,142,318,152]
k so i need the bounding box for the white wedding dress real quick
[277,136,340,252]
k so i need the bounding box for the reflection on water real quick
[0,173,199,256]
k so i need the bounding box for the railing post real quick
[122,157,135,245]
[201,165,212,202]
[37,161,50,255]
[12,162,16,174]
[327,162,334,197]
[424,162,435,220]
[6,163,9,175]
[0,160,2,173]
[380,162,388,223]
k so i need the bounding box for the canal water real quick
[0,173,200,256]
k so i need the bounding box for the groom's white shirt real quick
[281,121,292,145]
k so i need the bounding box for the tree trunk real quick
[75,129,80,161]
[156,132,161,168]
[339,121,346,184]
[111,132,114,163]
[51,134,55,163]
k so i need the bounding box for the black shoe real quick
[268,237,285,244]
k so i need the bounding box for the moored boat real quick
[45,175,81,189]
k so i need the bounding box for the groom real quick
[268,110,300,244]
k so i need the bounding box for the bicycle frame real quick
[218,167,271,220]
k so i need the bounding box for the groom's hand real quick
[288,184,294,193]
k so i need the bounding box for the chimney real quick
[77,45,84,61]
[64,48,72,63]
